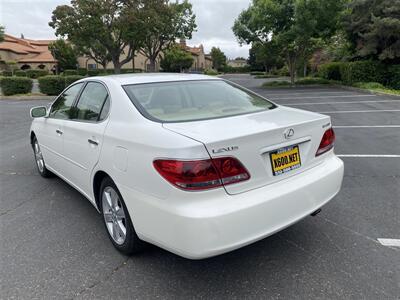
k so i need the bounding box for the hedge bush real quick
[77,68,88,76]
[250,71,265,76]
[339,61,385,85]
[387,65,400,90]
[352,82,385,89]
[222,65,251,73]
[204,69,219,76]
[262,80,292,87]
[74,68,143,76]
[318,61,387,85]
[38,76,65,95]
[0,77,33,95]
[26,69,49,79]
[296,77,331,85]
[64,69,78,76]
[65,75,84,86]
[15,70,27,77]
[254,74,279,79]
[278,66,290,76]
[121,69,137,74]
[87,69,102,76]
[2,70,12,77]
[318,62,344,81]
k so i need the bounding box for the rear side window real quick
[99,96,110,121]
[49,83,84,119]
[72,82,109,121]
[123,80,275,122]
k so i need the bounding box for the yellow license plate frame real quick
[270,145,301,176]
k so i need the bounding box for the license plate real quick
[270,145,301,176]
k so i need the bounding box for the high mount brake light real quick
[153,157,250,191]
[316,128,335,156]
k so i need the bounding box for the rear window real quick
[123,80,275,122]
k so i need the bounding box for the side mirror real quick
[30,106,47,118]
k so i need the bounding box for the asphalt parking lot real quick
[1,74,399,299]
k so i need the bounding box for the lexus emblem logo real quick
[284,128,295,139]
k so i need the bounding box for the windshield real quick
[123,80,276,122]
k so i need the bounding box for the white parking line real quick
[282,100,399,106]
[333,125,400,128]
[266,91,359,97]
[270,95,377,100]
[337,154,400,158]
[318,109,400,114]
[377,238,400,247]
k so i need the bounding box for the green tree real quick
[139,0,196,72]
[343,0,400,63]
[49,39,78,71]
[252,41,283,73]
[49,0,145,74]
[160,46,193,72]
[6,61,18,75]
[248,46,264,71]
[0,25,4,42]
[324,32,352,62]
[233,0,346,84]
[75,40,111,70]
[210,47,226,71]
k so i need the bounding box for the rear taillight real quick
[316,128,335,156]
[153,157,250,191]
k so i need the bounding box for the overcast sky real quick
[0,0,251,59]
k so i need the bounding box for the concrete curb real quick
[0,95,55,101]
[261,82,400,98]
[337,85,400,98]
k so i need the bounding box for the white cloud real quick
[189,0,251,58]
[0,0,251,58]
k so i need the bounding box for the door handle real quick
[88,138,99,146]
[56,129,63,135]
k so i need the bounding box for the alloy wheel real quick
[34,140,45,173]
[102,186,127,245]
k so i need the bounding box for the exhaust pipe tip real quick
[310,208,322,217]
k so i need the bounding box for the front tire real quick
[100,177,145,255]
[32,136,52,178]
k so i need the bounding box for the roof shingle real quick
[0,34,57,63]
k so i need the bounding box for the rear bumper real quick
[122,155,344,259]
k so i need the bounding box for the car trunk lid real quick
[163,106,332,195]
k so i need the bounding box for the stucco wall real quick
[77,51,161,71]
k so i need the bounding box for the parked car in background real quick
[29,74,344,259]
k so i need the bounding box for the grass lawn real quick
[262,77,400,96]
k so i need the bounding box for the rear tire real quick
[32,136,52,178]
[100,177,145,255]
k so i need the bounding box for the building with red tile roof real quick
[0,34,57,71]
[0,33,212,73]
[179,39,213,71]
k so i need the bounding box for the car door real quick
[39,83,85,172]
[62,81,111,197]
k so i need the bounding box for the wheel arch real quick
[93,170,113,212]
[30,131,36,146]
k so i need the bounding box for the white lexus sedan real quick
[30,74,344,259]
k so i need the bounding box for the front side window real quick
[49,83,84,119]
[123,80,275,122]
[71,82,109,121]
